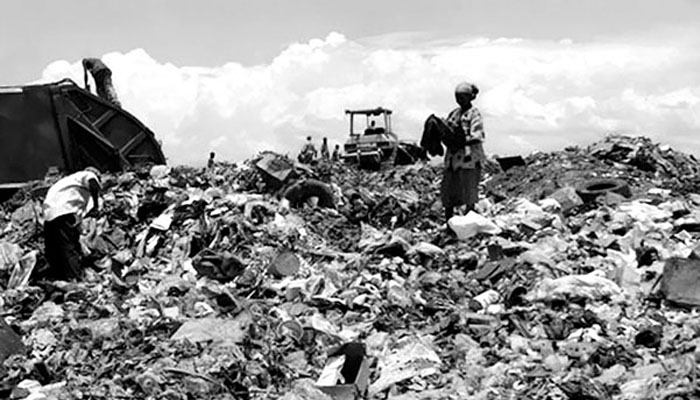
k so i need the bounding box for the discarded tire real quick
[577,179,631,202]
[283,179,335,209]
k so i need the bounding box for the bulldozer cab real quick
[348,108,393,137]
[342,107,427,170]
[343,107,401,170]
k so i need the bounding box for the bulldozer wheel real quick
[283,179,335,209]
[577,179,631,202]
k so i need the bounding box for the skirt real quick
[441,167,481,209]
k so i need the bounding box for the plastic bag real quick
[448,211,501,240]
[530,271,624,301]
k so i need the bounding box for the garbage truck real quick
[0,78,166,193]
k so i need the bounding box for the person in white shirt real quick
[41,167,101,280]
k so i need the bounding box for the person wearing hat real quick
[41,167,102,281]
[442,82,486,225]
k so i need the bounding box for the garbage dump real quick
[2,134,700,399]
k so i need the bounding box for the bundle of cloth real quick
[420,114,467,157]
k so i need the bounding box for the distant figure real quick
[41,167,102,281]
[332,144,341,162]
[364,121,376,135]
[298,136,317,164]
[207,152,216,169]
[320,137,330,160]
[82,57,121,107]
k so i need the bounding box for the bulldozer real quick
[341,107,426,170]
[0,78,166,197]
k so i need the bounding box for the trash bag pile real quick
[1,135,700,399]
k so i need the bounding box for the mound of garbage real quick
[485,134,700,202]
[1,135,700,400]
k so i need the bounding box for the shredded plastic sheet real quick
[370,335,442,395]
[530,271,624,301]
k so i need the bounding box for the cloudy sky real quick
[2,0,699,165]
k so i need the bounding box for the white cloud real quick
[38,28,700,165]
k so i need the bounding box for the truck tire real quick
[577,179,631,202]
[283,179,335,209]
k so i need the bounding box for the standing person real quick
[207,152,216,169]
[41,167,102,281]
[320,137,330,160]
[442,82,485,225]
[298,136,318,164]
[331,144,341,162]
[82,57,121,107]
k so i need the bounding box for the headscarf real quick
[455,82,479,98]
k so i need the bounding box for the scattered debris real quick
[549,186,584,212]
[496,155,526,172]
[170,313,252,347]
[659,258,700,306]
[1,134,700,399]
[316,342,370,400]
[268,250,301,278]
[370,335,441,396]
[0,318,24,364]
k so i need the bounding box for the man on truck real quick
[83,57,121,107]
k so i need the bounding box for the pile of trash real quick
[1,135,700,400]
[485,134,700,202]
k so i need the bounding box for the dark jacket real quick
[421,114,449,156]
